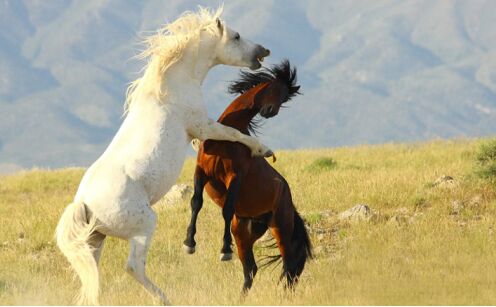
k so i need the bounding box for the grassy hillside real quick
[1,138,495,305]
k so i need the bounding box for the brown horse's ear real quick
[216,18,223,36]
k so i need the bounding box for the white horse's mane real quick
[124,6,223,113]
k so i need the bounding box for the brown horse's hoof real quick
[183,244,195,254]
[220,252,233,261]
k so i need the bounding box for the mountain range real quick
[1,0,496,173]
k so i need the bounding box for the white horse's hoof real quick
[159,296,171,306]
[220,252,233,261]
[183,244,195,254]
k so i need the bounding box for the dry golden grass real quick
[1,138,495,305]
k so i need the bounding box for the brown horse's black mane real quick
[228,59,300,99]
[227,60,300,135]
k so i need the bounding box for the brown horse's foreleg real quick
[232,216,268,293]
[183,167,207,254]
[220,175,242,261]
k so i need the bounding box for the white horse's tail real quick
[56,201,99,305]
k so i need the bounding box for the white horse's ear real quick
[216,18,223,36]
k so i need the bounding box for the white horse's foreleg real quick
[126,235,170,305]
[189,118,273,157]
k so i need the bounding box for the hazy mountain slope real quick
[260,0,496,149]
[1,0,495,172]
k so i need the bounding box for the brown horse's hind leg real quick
[183,167,207,254]
[232,216,268,292]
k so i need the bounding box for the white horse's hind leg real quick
[126,235,170,305]
[125,211,170,305]
[89,231,106,264]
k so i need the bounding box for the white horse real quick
[55,7,272,305]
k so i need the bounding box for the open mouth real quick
[257,49,270,64]
[260,107,277,118]
[250,56,267,70]
[261,111,276,119]
[250,47,270,70]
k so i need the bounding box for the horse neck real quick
[126,38,218,114]
[163,41,216,88]
[217,93,259,135]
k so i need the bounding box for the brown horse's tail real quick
[288,210,313,283]
[259,209,312,286]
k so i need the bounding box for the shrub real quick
[475,139,496,180]
[307,157,337,172]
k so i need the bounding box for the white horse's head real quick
[125,7,270,112]
[210,18,270,70]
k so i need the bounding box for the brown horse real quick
[183,60,312,292]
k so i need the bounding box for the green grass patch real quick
[306,157,337,172]
[303,212,325,224]
[410,194,429,211]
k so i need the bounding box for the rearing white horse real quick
[55,7,272,305]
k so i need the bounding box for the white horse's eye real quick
[234,33,240,40]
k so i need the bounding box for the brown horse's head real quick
[227,60,300,132]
